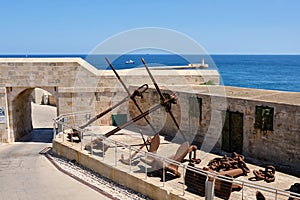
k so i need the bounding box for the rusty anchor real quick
[84,92,178,151]
[185,165,243,199]
[141,58,187,142]
[185,152,251,199]
[118,58,201,167]
[120,133,160,165]
[71,57,160,153]
[68,83,149,141]
[141,141,200,178]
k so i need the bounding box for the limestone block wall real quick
[128,86,226,146]
[0,88,8,143]
[4,87,58,142]
[244,101,300,165]
[0,58,219,142]
[128,86,300,173]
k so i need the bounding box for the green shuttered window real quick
[189,97,202,120]
[255,106,274,131]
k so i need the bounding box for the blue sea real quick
[1,54,299,92]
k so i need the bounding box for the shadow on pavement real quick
[17,128,53,143]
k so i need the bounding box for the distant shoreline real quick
[1,55,299,93]
[1,54,300,57]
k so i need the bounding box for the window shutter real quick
[255,106,262,129]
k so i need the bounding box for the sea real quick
[1,54,299,92]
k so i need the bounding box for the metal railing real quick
[53,113,300,200]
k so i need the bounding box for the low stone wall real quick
[52,140,186,200]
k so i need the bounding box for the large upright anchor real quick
[79,57,177,152]
[85,93,178,151]
[68,83,149,141]
[141,58,187,142]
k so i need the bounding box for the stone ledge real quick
[0,87,6,93]
[52,139,186,200]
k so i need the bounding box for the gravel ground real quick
[46,151,151,200]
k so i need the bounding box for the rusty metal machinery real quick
[185,152,250,199]
[253,165,276,183]
[207,152,250,176]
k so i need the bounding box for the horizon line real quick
[0,53,300,56]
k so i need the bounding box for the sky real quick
[0,0,300,54]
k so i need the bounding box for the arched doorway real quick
[11,87,57,142]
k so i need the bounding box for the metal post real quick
[80,130,83,150]
[144,152,147,180]
[212,176,216,199]
[163,158,166,187]
[129,146,132,173]
[62,122,64,143]
[275,189,278,200]
[102,138,105,160]
[115,141,118,166]
[242,182,244,199]
[182,165,185,196]
[53,120,56,140]
[91,133,93,156]
[71,129,73,145]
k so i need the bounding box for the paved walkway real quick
[0,103,111,200]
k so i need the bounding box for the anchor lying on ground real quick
[120,133,160,165]
[287,183,300,200]
[185,152,249,199]
[257,182,300,200]
[140,141,200,178]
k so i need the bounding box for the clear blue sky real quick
[0,0,299,54]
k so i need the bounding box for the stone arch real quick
[10,87,57,141]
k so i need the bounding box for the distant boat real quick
[125,59,134,64]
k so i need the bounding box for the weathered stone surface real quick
[0,58,217,142]
[0,58,299,174]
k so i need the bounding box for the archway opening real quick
[13,88,57,142]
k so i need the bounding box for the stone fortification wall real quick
[128,86,300,174]
[0,58,298,175]
[0,88,8,143]
[0,58,219,142]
